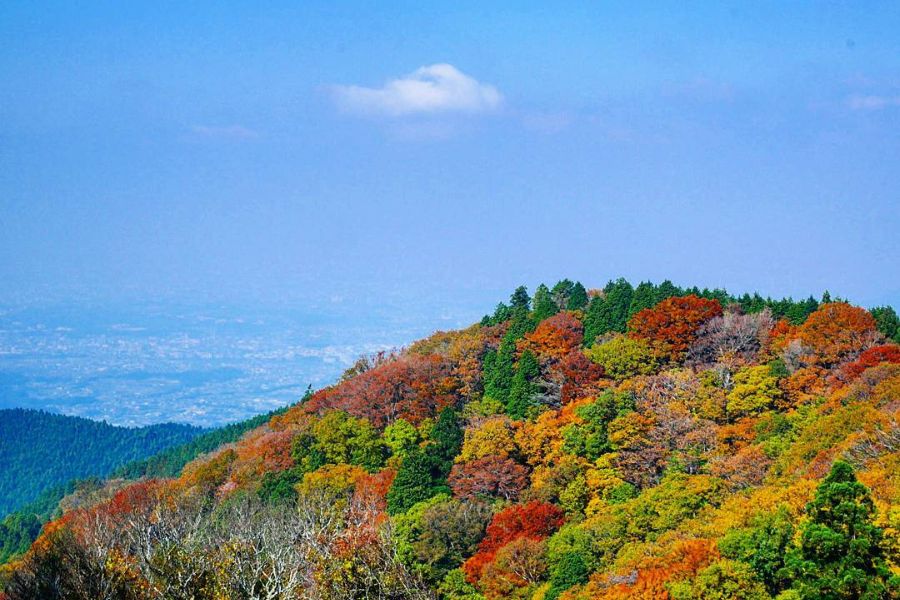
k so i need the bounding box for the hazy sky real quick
[2,1,899,309]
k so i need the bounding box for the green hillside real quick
[0,409,203,516]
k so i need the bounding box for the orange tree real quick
[627,295,722,363]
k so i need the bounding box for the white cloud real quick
[846,95,900,110]
[332,64,502,117]
[190,124,259,139]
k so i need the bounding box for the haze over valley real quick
[0,293,487,427]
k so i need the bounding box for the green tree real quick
[393,494,450,573]
[739,293,768,314]
[783,296,819,325]
[551,279,575,308]
[585,279,635,346]
[562,391,634,461]
[486,340,515,404]
[395,495,491,584]
[654,279,681,303]
[669,559,771,600]
[533,284,559,322]
[720,506,795,596]
[386,409,462,516]
[592,278,634,336]
[787,461,898,599]
[546,551,590,600]
[871,306,900,342]
[384,418,420,458]
[507,350,540,419]
[510,285,531,312]
[387,448,442,515]
[484,309,535,404]
[426,408,464,481]
[587,334,658,380]
[583,295,605,346]
[257,469,302,504]
[629,281,657,318]
[291,432,327,473]
[0,512,42,564]
[437,569,484,600]
[567,282,589,311]
[481,302,512,327]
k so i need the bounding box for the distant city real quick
[0,294,488,427]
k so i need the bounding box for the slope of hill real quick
[0,409,204,515]
[3,279,900,600]
[0,403,295,565]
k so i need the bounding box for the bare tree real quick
[845,405,900,468]
[689,308,774,368]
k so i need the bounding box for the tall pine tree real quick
[426,407,463,480]
[386,408,464,515]
[490,338,516,404]
[532,284,558,322]
[788,461,897,599]
[482,349,500,400]
[551,279,575,308]
[584,295,606,347]
[567,282,589,310]
[628,281,657,318]
[386,447,440,515]
[654,279,680,303]
[601,278,634,334]
[507,350,540,419]
[510,285,531,312]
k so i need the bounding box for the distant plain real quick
[0,295,486,427]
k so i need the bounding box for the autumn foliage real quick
[449,456,529,501]
[838,344,900,382]
[5,280,900,600]
[463,501,565,583]
[797,302,880,367]
[628,295,723,362]
[518,312,584,363]
[302,353,460,427]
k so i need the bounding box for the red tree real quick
[839,344,900,381]
[234,429,295,475]
[462,501,564,583]
[352,468,397,512]
[553,349,607,405]
[628,295,723,363]
[517,312,584,363]
[798,303,880,367]
[303,354,460,427]
[449,456,529,501]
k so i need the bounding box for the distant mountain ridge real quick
[0,408,204,516]
[0,403,293,565]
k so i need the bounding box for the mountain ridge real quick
[0,408,205,516]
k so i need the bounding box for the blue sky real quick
[1,1,899,309]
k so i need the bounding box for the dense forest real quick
[2,279,900,600]
[0,409,205,516]
[0,404,292,564]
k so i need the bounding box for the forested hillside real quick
[0,404,293,565]
[3,279,900,600]
[0,409,204,515]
